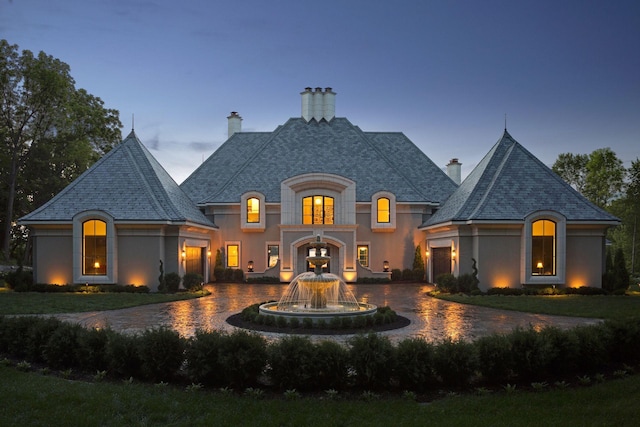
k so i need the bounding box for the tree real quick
[552,153,588,193]
[552,148,625,208]
[583,148,626,208]
[609,159,640,275]
[0,40,121,261]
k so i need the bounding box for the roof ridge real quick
[124,139,171,219]
[467,137,516,218]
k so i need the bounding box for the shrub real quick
[571,324,611,373]
[24,317,64,363]
[218,330,268,388]
[487,287,524,296]
[340,316,353,329]
[313,340,350,390]
[537,326,579,378]
[164,272,181,293]
[76,327,113,372]
[43,322,87,369]
[436,273,457,293]
[105,332,143,379]
[233,269,245,282]
[412,268,425,281]
[432,337,477,388]
[268,336,317,390]
[395,338,437,391]
[302,318,313,329]
[288,317,300,329]
[223,268,235,282]
[457,273,476,293]
[391,268,402,281]
[184,329,226,386]
[276,316,288,328]
[603,318,640,365]
[401,268,414,281]
[474,333,513,384]
[182,273,203,291]
[348,333,395,389]
[136,327,185,382]
[5,268,33,290]
[508,326,555,381]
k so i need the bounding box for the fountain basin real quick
[259,301,377,326]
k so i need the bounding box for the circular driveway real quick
[52,283,600,343]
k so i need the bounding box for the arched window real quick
[303,196,334,224]
[247,197,260,223]
[377,197,390,223]
[83,219,107,275]
[532,219,556,275]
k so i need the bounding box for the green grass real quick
[433,293,640,320]
[1,365,639,426]
[0,290,208,315]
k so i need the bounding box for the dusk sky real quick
[2,0,638,184]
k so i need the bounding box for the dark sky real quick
[2,0,638,183]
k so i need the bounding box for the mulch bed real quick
[226,313,410,335]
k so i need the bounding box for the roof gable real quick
[20,131,214,227]
[181,118,457,204]
[425,130,619,225]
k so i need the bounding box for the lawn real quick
[1,365,639,427]
[433,293,640,320]
[0,289,208,315]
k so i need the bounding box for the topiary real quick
[164,272,181,293]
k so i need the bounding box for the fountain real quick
[259,235,377,325]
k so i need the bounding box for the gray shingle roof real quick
[180,117,457,204]
[423,130,620,226]
[20,131,215,227]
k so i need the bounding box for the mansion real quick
[20,88,619,291]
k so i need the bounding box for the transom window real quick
[377,197,390,223]
[358,245,369,267]
[246,197,260,223]
[532,219,556,275]
[83,219,107,275]
[303,196,334,224]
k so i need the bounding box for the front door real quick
[185,247,204,277]
[432,247,451,282]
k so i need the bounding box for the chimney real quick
[300,87,336,122]
[447,158,462,185]
[227,111,242,138]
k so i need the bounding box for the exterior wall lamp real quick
[247,260,254,272]
[383,260,390,272]
[181,250,186,260]
[207,250,212,258]
[451,248,456,260]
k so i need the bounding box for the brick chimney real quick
[447,158,462,185]
[301,87,335,122]
[227,111,242,138]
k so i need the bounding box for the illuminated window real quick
[377,198,390,223]
[302,196,334,224]
[83,220,107,275]
[246,197,260,223]
[358,245,369,267]
[532,219,556,275]
[268,245,279,268]
[227,244,239,268]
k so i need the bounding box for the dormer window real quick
[303,196,334,224]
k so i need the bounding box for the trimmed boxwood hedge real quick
[1,314,640,393]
